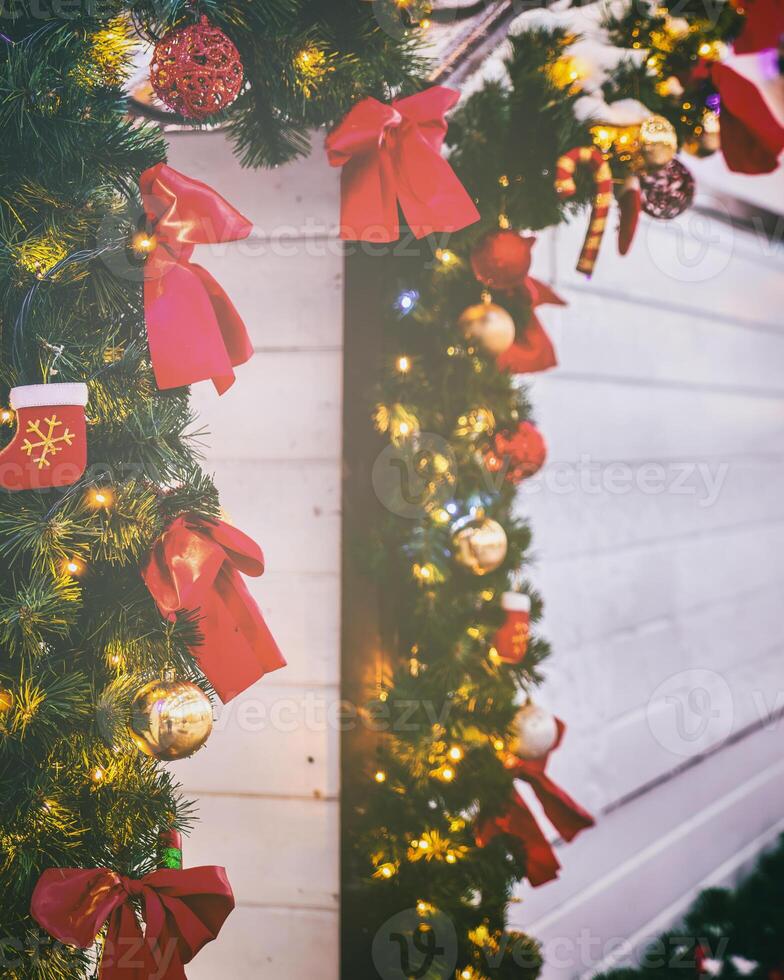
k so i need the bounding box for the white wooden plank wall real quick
[161,132,342,980]
[511,205,784,976]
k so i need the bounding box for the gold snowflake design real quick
[21,414,75,469]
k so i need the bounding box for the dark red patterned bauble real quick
[484,421,547,484]
[470,230,535,289]
[151,15,244,120]
[639,159,695,219]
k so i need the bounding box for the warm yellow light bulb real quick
[441,767,455,782]
[64,557,86,577]
[87,487,114,510]
[131,231,157,255]
[396,355,411,373]
[448,745,464,763]
[90,766,105,784]
[445,852,457,864]
[374,770,387,784]
[0,408,14,425]
[492,738,505,752]
[436,248,457,265]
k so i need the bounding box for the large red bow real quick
[140,163,254,394]
[30,866,234,979]
[142,516,286,702]
[325,86,480,242]
[713,52,784,174]
[496,277,565,375]
[732,0,784,54]
[476,720,594,886]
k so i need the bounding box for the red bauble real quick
[639,159,695,219]
[470,230,535,289]
[485,421,547,484]
[151,15,244,120]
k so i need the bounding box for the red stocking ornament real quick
[492,592,532,664]
[0,383,88,492]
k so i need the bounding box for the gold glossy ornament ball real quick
[638,115,678,171]
[451,515,508,575]
[458,303,516,355]
[130,676,213,761]
[0,687,13,715]
[700,109,721,154]
[514,702,558,760]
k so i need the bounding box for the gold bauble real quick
[0,687,12,715]
[638,115,678,171]
[514,702,558,760]
[686,109,721,157]
[451,515,508,575]
[130,676,213,760]
[458,303,516,355]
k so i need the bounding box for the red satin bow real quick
[142,516,286,702]
[496,277,565,374]
[140,163,254,394]
[713,53,784,174]
[476,720,594,887]
[732,0,784,54]
[30,866,234,979]
[325,86,480,242]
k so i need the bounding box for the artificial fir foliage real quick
[0,3,423,976]
[602,1,743,145]
[596,834,784,980]
[341,30,608,980]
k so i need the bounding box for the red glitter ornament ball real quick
[484,421,547,484]
[639,159,695,219]
[470,230,535,290]
[151,15,244,121]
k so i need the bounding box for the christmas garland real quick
[597,833,784,979]
[343,2,779,977]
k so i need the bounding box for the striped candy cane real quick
[554,146,613,277]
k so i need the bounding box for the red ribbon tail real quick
[477,792,561,887]
[190,263,254,393]
[526,770,595,842]
[198,565,286,702]
[100,904,160,980]
[618,177,641,255]
[497,312,557,374]
[525,276,567,309]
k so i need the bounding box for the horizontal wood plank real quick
[173,682,340,800]
[185,795,339,909]
[187,906,339,980]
